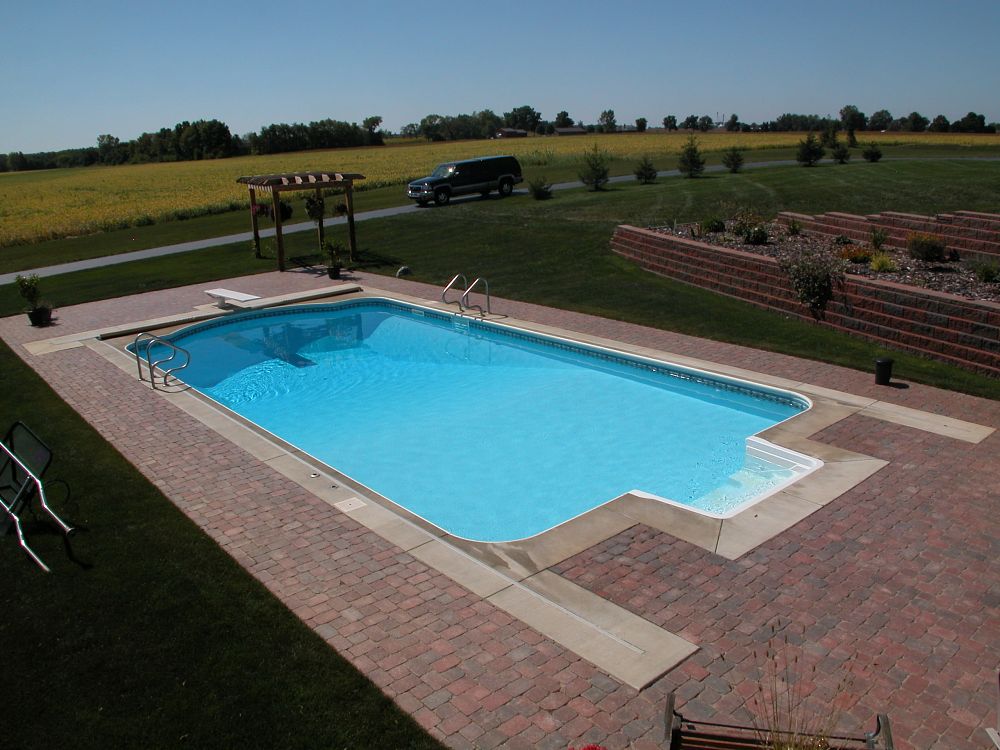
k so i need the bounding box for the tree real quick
[928,114,950,133]
[503,105,542,131]
[677,135,705,177]
[681,114,699,130]
[418,114,445,141]
[862,143,882,162]
[831,141,851,164]
[721,146,744,173]
[635,117,647,132]
[578,145,610,190]
[904,111,929,132]
[362,115,384,145]
[839,104,866,146]
[725,114,740,132]
[697,115,714,132]
[662,115,678,130]
[951,111,989,133]
[796,132,824,166]
[868,109,893,131]
[400,123,420,138]
[633,155,657,183]
[6,151,28,171]
[97,133,126,164]
[554,111,573,128]
[598,109,617,133]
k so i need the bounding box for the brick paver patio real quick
[2,268,997,749]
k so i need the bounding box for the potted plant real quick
[325,242,343,279]
[15,273,53,326]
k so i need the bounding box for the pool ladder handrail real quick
[441,274,491,316]
[460,277,491,316]
[441,273,468,310]
[133,332,191,390]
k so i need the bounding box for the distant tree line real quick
[2,103,997,172]
[0,115,386,172]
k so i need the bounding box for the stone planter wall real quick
[775,210,1000,263]
[610,225,1000,377]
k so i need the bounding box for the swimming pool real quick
[142,299,820,542]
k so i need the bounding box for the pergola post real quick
[345,183,357,263]
[271,190,285,272]
[315,187,325,250]
[248,187,261,258]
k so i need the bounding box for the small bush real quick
[839,245,872,264]
[779,249,846,318]
[744,225,769,245]
[721,146,745,173]
[796,133,824,167]
[528,176,553,200]
[968,260,1000,283]
[633,155,658,184]
[870,228,888,250]
[833,234,853,245]
[677,135,705,178]
[862,143,882,162]
[786,219,802,236]
[831,142,851,164]
[869,252,898,272]
[906,232,946,262]
[15,273,41,309]
[578,145,610,190]
[700,217,726,234]
[732,208,765,237]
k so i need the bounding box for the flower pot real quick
[27,307,52,327]
[327,266,342,280]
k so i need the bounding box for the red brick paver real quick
[2,269,997,749]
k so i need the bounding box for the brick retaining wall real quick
[775,210,1000,263]
[611,225,1000,377]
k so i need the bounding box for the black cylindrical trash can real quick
[875,357,894,385]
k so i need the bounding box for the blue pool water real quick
[148,300,812,542]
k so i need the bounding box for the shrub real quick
[15,273,41,309]
[869,252,898,272]
[578,145,610,190]
[786,219,802,236]
[968,259,1000,283]
[732,208,765,237]
[677,135,705,178]
[721,146,744,173]
[862,143,882,162]
[779,249,846,318]
[744,225,769,245]
[528,176,553,200]
[906,232,946,262]
[831,142,851,164]
[796,133,824,167]
[633,155,657,184]
[870,227,888,250]
[700,217,726,234]
[833,234,853,245]
[839,245,872,264]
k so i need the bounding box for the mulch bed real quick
[654,221,1000,303]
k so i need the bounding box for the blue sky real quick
[4,0,998,153]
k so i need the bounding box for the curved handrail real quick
[441,273,468,310]
[460,277,490,316]
[133,332,190,390]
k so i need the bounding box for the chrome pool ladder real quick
[133,332,190,389]
[441,274,491,316]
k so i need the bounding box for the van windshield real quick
[431,164,456,178]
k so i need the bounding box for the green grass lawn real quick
[0,339,445,750]
[3,145,997,275]
[4,159,995,396]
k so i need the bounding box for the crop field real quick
[2,131,998,247]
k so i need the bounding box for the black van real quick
[407,155,523,206]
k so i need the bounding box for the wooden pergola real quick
[236,171,365,271]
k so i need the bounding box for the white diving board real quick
[204,288,262,308]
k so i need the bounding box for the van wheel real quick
[498,178,513,197]
[434,189,450,206]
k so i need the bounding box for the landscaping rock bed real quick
[654,221,1000,303]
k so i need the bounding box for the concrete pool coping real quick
[37,283,994,692]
